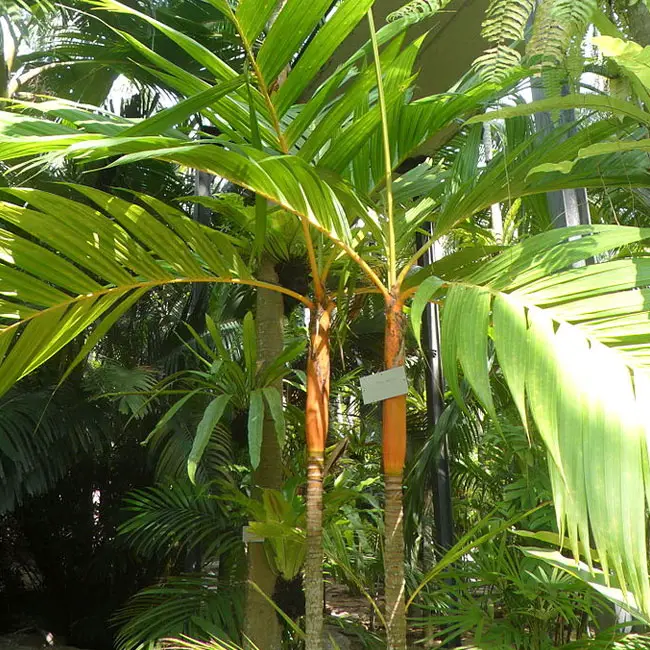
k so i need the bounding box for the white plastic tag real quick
[242,525,264,543]
[359,366,408,404]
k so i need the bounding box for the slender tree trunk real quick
[244,255,284,650]
[382,295,407,650]
[627,1,650,47]
[305,304,331,650]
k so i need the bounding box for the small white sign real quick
[359,366,408,404]
[242,525,264,543]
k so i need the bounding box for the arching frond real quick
[119,480,240,561]
[114,575,243,650]
[0,184,313,399]
[412,225,650,615]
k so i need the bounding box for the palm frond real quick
[119,480,240,561]
[0,184,284,398]
[0,383,105,512]
[114,575,244,650]
[415,225,650,614]
[86,361,159,418]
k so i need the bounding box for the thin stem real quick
[301,217,326,303]
[226,8,289,153]
[232,8,324,300]
[397,232,440,287]
[368,9,396,289]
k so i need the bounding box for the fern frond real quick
[474,45,523,83]
[86,361,159,418]
[526,0,595,69]
[474,0,535,82]
[386,0,452,23]
[481,0,535,42]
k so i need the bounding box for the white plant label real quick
[359,366,408,404]
[242,525,264,544]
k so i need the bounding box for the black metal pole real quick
[416,225,459,647]
[417,227,455,550]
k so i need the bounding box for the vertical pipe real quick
[416,226,459,647]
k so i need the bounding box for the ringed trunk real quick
[244,255,284,650]
[383,296,407,650]
[305,304,332,650]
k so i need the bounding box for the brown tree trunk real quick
[382,296,407,650]
[244,255,284,650]
[627,1,650,47]
[305,304,331,650]
[306,452,324,650]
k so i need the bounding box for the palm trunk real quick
[244,255,284,650]
[626,1,650,46]
[305,304,331,650]
[383,296,407,650]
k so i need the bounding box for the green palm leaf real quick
[424,225,650,614]
[114,575,243,650]
[119,480,238,560]
[0,185,302,398]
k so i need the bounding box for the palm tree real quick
[4,2,650,648]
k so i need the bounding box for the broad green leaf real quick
[273,0,375,116]
[409,275,443,347]
[513,529,599,562]
[142,389,203,447]
[522,548,650,625]
[248,389,265,469]
[242,311,257,383]
[256,0,334,86]
[206,314,229,359]
[527,161,577,176]
[262,386,286,448]
[188,394,232,483]
[440,284,465,407]
[259,339,307,386]
[492,293,528,430]
[455,285,495,418]
[593,35,650,92]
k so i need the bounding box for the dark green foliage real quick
[113,576,244,650]
[0,417,158,649]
